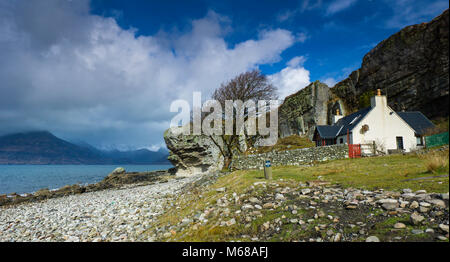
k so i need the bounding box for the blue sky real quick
[0,0,448,150]
[90,0,449,85]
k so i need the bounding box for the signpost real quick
[264,160,272,180]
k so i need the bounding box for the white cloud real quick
[326,0,358,15]
[277,9,299,22]
[276,0,322,22]
[287,56,307,67]
[270,56,311,100]
[384,0,448,28]
[321,77,337,87]
[0,1,297,149]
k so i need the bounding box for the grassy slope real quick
[248,151,449,193]
[246,135,314,155]
[149,149,449,242]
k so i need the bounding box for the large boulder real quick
[163,127,224,176]
[111,167,126,174]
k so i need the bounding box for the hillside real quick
[0,131,170,165]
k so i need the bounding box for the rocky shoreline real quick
[1,168,448,242]
[0,168,175,207]
[0,171,215,242]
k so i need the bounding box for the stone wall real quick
[231,145,348,170]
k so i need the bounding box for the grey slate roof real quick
[334,107,373,136]
[315,125,341,139]
[314,107,372,139]
[397,111,435,135]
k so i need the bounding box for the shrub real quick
[421,150,449,174]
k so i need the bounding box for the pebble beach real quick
[0,175,198,242]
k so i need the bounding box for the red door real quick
[349,144,361,158]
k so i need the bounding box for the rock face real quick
[163,127,224,176]
[332,9,449,118]
[278,81,331,139]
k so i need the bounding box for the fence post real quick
[264,160,272,180]
[372,141,376,155]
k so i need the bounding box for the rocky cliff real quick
[278,81,331,139]
[332,9,449,118]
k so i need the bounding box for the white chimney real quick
[332,108,343,124]
[371,89,387,108]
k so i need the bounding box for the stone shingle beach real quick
[0,175,198,242]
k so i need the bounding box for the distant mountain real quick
[0,131,170,165]
[94,148,170,165]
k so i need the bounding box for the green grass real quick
[244,150,449,193]
[246,135,315,154]
[367,214,438,242]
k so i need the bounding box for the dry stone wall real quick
[231,145,348,170]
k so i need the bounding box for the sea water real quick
[0,164,173,195]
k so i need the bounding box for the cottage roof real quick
[397,111,435,135]
[334,107,372,136]
[314,107,372,139]
[315,125,341,139]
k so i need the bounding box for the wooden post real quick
[347,129,350,145]
[264,160,272,180]
[372,141,376,155]
[347,129,351,158]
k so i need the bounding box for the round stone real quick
[394,223,406,229]
[366,236,380,242]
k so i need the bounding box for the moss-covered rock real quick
[278,81,331,139]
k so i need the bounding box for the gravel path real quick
[0,176,199,242]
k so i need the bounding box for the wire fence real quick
[425,132,449,148]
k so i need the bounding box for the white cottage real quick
[313,89,435,154]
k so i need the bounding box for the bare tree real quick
[209,70,278,169]
[212,70,278,106]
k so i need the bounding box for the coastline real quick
[0,170,223,242]
[0,168,176,208]
[0,174,189,242]
[0,170,224,242]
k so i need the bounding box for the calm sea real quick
[0,165,173,195]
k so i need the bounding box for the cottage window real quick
[416,136,423,146]
[339,138,343,144]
